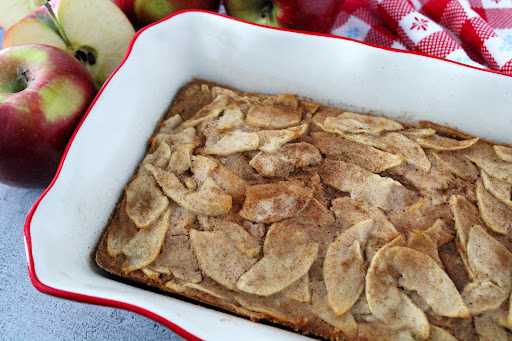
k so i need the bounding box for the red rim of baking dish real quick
[23,9,512,341]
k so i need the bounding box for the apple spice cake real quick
[96,80,512,341]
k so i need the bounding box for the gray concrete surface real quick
[0,28,185,341]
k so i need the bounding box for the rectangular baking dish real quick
[25,10,512,341]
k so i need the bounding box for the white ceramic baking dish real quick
[24,10,512,341]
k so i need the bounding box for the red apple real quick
[223,0,343,33]
[0,45,97,188]
[3,0,135,85]
[114,0,221,29]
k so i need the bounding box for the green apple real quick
[0,45,97,188]
[4,0,135,85]
[0,0,40,30]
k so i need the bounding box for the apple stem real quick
[20,70,29,82]
[260,2,274,19]
[43,1,72,48]
[12,70,31,93]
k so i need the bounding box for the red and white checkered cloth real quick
[218,1,512,74]
[331,0,512,74]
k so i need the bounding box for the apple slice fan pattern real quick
[329,0,512,74]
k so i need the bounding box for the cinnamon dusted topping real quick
[263,94,299,108]
[462,281,507,315]
[474,313,509,341]
[246,104,301,129]
[324,220,390,316]
[198,216,260,258]
[330,197,398,244]
[494,145,512,163]
[215,102,244,130]
[239,181,313,223]
[181,94,230,128]
[465,142,512,184]
[159,114,183,134]
[151,234,202,283]
[476,179,512,234]
[203,131,260,156]
[449,195,481,251]
[233,295,302,325]
[407,230,444,269]
[402,128,437,137]
[365,239,430,339]
[310,280,358,339]
[189,229,256,290]
[167,143,196,175]
[183,282,228,300]
[122,209,170,272]
[146,164,232,216]
[257,124,308,153]
[151,127,201,150]
[211,86,240,100]
[285,274,311,303]
[191,156,247,202]
[311,131,403,173]
[323,111,404,134]
[432,150,479,182]
[184,178,233,216]
[124,176,169,229]
[236,222,319,296]
[410,134,479,151]
[97,82,512,341]
[320,159,417,211]
[366,245,468,337]
[387,199,440,233]
[422,219,454,248]
[387,151,454,191]
[139,142,171,176]
[481,170,512,207]
[330,130,431,172]
[430,326,458,341]
[106,199,138,257]
[311,106,342,130]
[467,225,512,293]
[249,142,322,177]
[291,198,334,227]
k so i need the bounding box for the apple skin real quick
[0,45,97,188]
[114,0,221,28]
[21,0,61,20]
[224,0,343,33]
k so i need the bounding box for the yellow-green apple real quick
[0,0,40,30]
[224,0,343,33]
[0,45,97,188]
[3,0,135,85]
[113,0,221,29]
